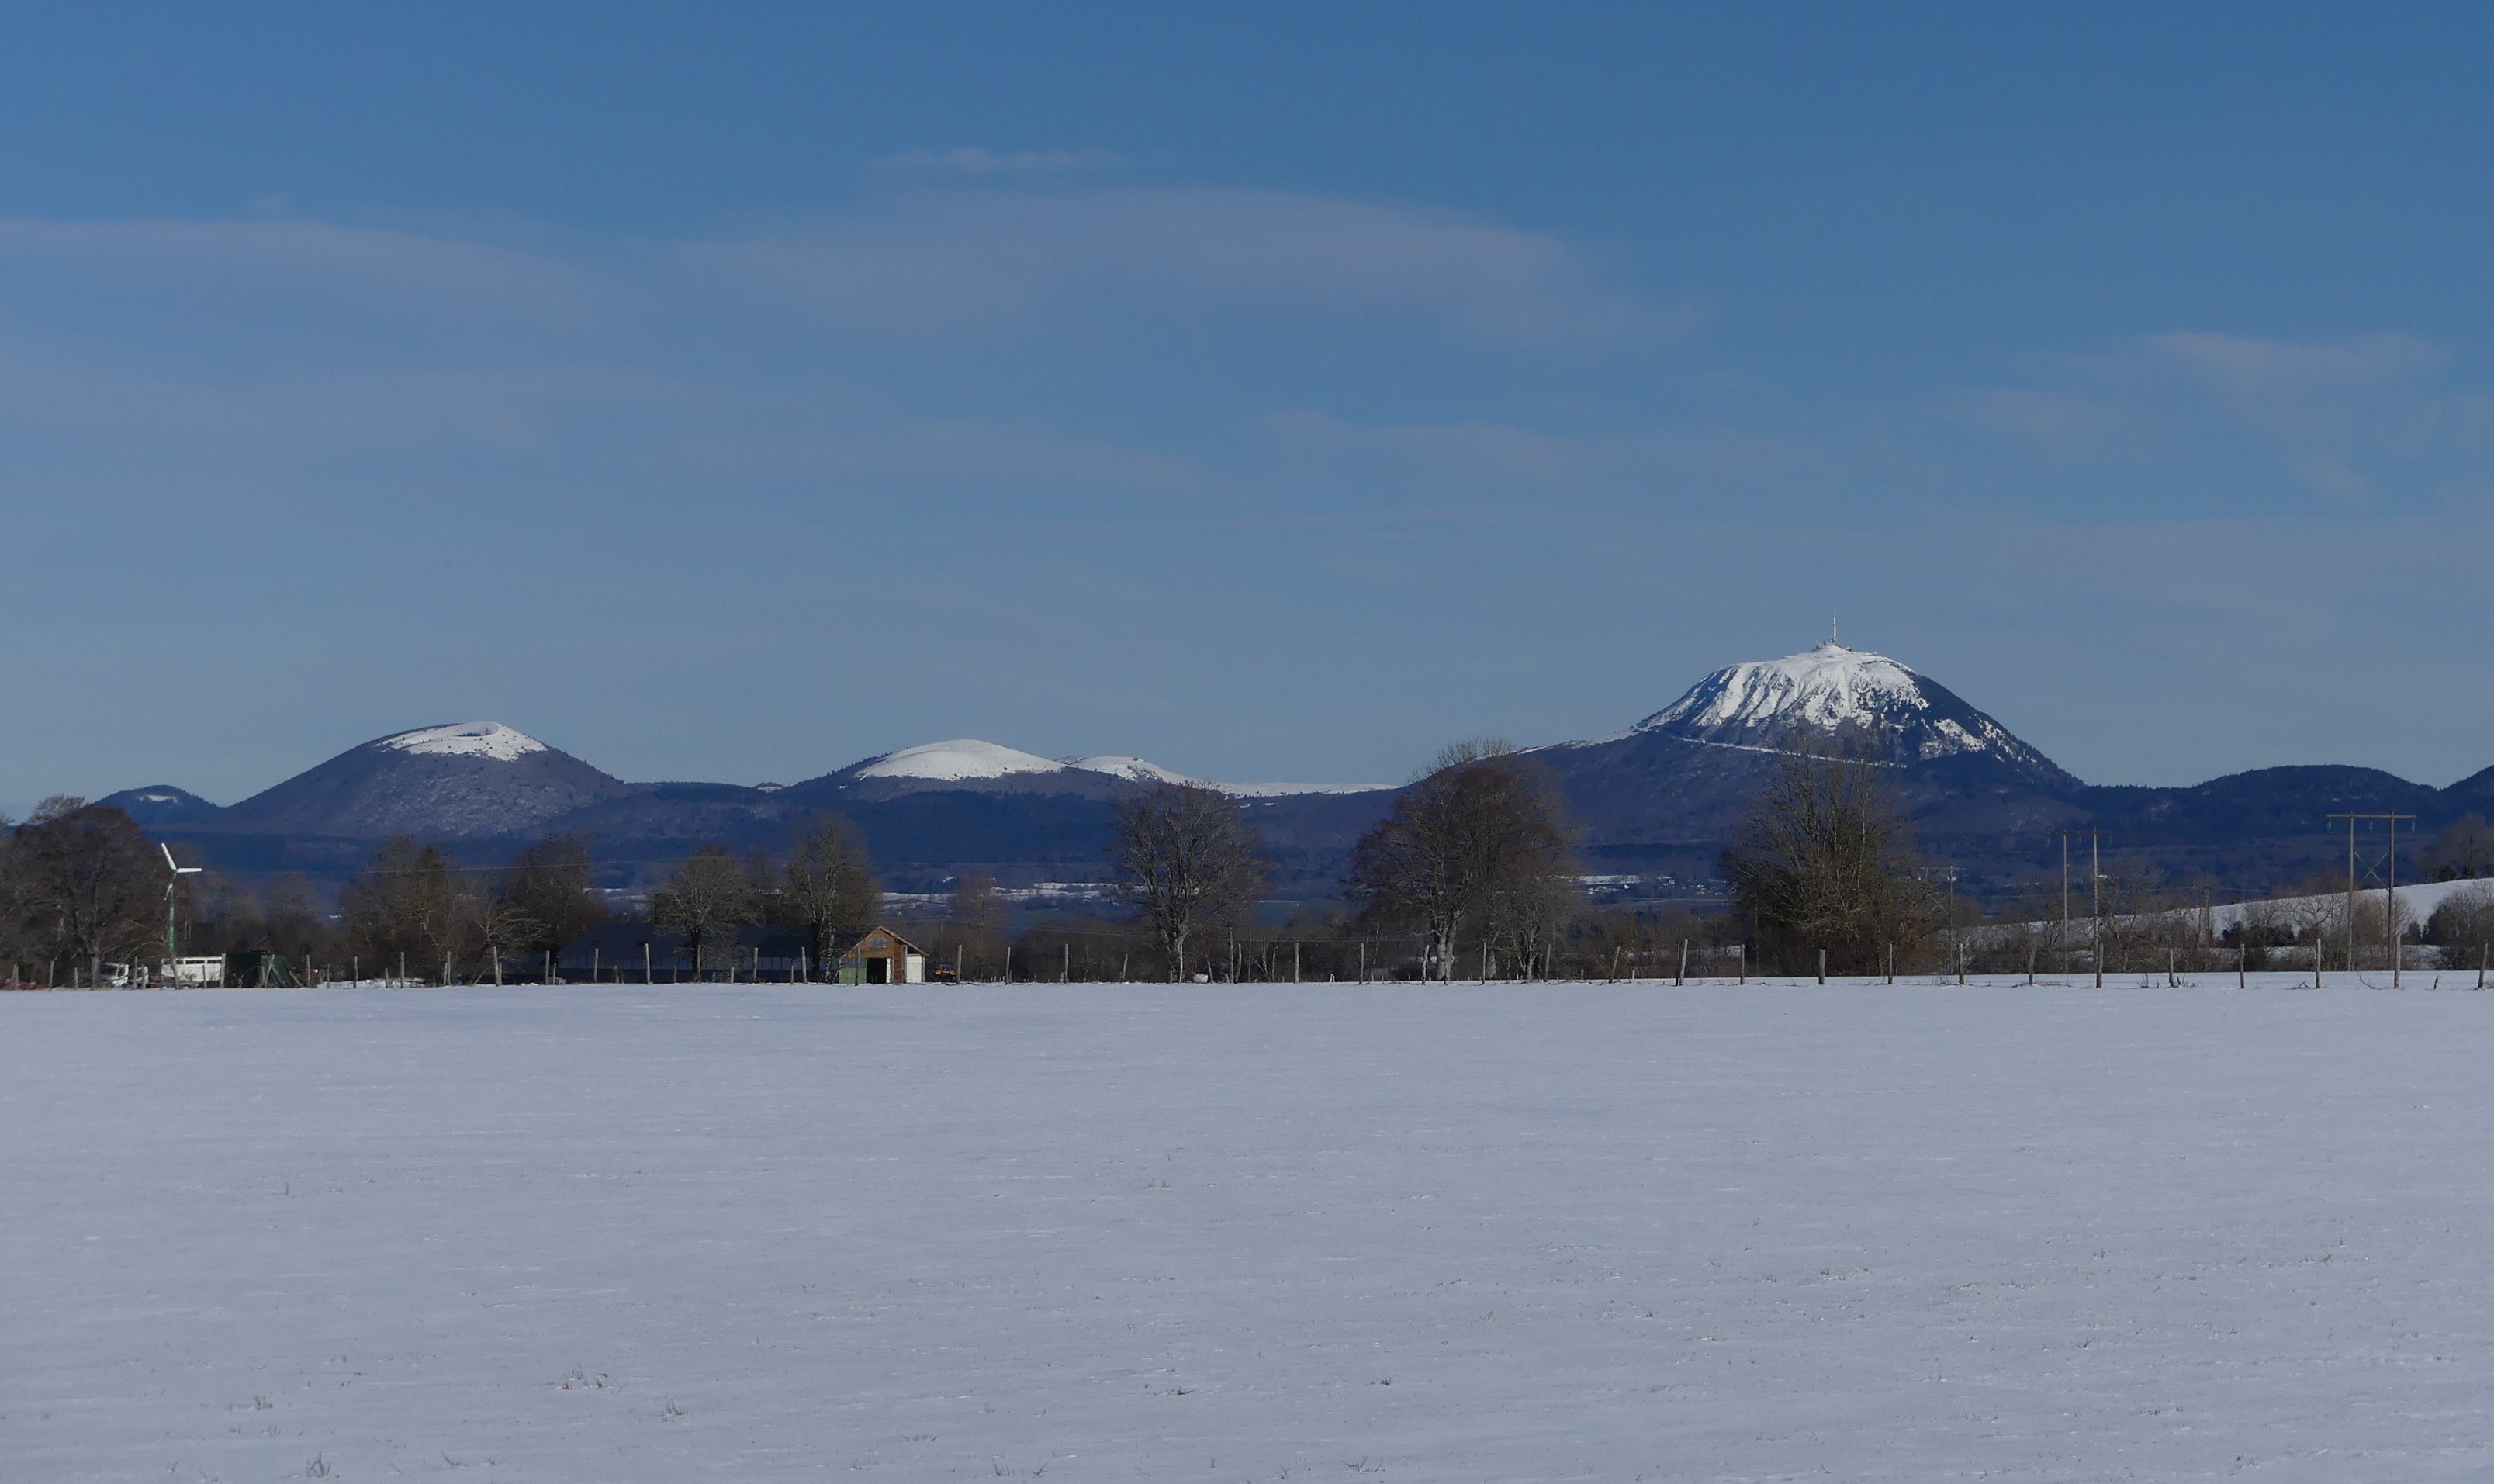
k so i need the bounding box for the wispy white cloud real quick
[871,147,1127,176]
[2146,332,2450,501]
[1951,330,2489,505]
[2149,331,2444,400]
[0,216,590,323]
[683,186,1662,347]
[0,189,1659,361]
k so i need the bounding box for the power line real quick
[2325,811,2416,985]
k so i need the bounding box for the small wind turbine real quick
[161,843,202,985]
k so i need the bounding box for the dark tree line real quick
[642,817,883,978]
[1090,742,1583,984]
[0,797,344,987]
[0,801,889,988]
[336,816,881,984]
[338,832,611,982]
[0,738,2002,991]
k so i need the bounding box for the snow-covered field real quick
[11,981,2494,1482]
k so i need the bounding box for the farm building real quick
[838,925,927,984]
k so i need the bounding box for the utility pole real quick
[2326,812,2416,984]
[2057,828,2108,984]
[2392,813,2406,989]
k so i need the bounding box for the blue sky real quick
[8,3,2494,803]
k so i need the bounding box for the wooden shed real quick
[838,925,928,984]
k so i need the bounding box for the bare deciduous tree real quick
[2423,815,2494,883]
[495,834,607,954]
[1347,740,1576,981]
[1485,860,1579,980]
[651,846,752,978]
[1721,743,1942,976]
[341,837,474,983]
[472,895,544,984]
[3,799,163,984]
[189,871,341,972]
[937,870,1008,979]
[2427,882,2494,970]
[781,815,880,977]
[1109,783,1268,981]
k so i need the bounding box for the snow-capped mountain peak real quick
[1063,755,1202,785]
[1634,641,2072,783]
[375,722,550,763]
[200,722,624,839]
[1639,642,1922,737]
[855,739,1069,783]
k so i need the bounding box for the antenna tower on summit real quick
[1830,614,1839,645]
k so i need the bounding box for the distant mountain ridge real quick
[85,643,2494,901]
[92,721,1397,889]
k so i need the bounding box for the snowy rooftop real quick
[374,722,550,763]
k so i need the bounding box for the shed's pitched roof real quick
[836,924,925,959]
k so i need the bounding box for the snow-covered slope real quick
[856,739,1069,783]
[1642,642,1923,739]
[1635,641,2074,784]
[1063,755,1201,785]
[375,721,549,763]
[841,739,1384,797]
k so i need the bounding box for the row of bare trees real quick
[341,818,883,984]
[1094,739,1583,982]
[33,732,2482,991]
[337,833,610,982]
[639,818,882,978]
[0,749,1857,990]
[0,799,886,987]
